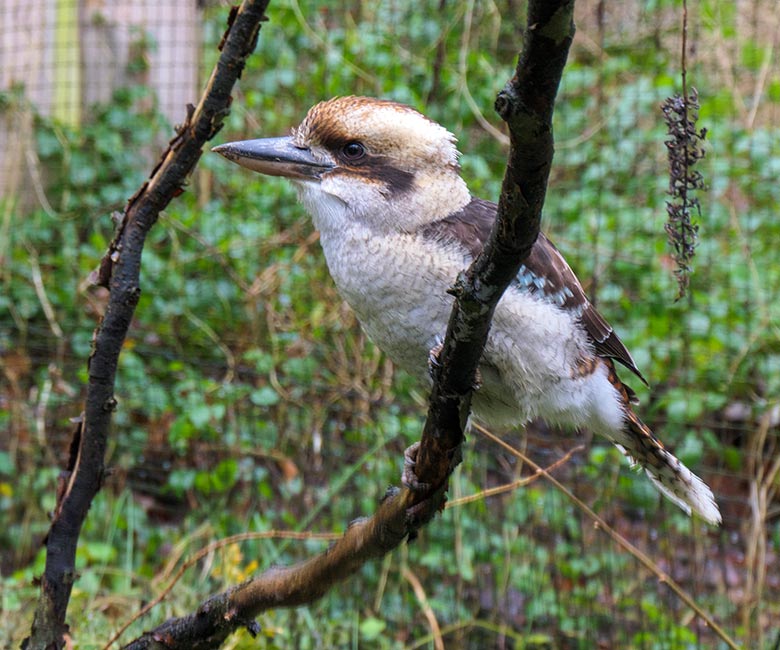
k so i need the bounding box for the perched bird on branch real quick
[214,96,720,525]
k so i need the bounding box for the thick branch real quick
[121,491,419,650]
[24,2,270,649]
[414,0,575,487]
[116,2,575,648]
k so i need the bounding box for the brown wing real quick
[525,233,648,385]
[422,197,648,385]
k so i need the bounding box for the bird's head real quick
[213,96,471,234]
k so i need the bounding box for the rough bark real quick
[415,0,575,490]
[24,2,271,648]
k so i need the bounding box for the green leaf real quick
[250,386,280,407]
[359,617,386,641]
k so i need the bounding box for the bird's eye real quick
[341,141,366,161]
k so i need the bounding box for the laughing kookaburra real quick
[214,96,720,525]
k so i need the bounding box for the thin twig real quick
[402,566,444,650]
[445,445,582,509]
[458,0,510,146]
[743,404,780,647]
[27,247,64,340]
[405,619,527,649]
[473,423,742,650]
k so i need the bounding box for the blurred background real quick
[1,1,778,648]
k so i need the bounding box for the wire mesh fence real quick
[1,1,778,648]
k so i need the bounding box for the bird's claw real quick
[402,442,431,493]
[427,340,444,378]
[428,339,482,391]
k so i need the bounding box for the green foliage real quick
[2,1,779,649]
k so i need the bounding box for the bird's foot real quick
[428,339,482,391]
[402,442,431,494]
[402,442,447,535]
[427,339,444,379]
[472,367,483,391]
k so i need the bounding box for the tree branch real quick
[414,0,575,490]
[24,2,271,648]
[114,1,575,648]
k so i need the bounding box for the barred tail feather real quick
[616,412,721,526]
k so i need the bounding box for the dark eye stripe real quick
[329,159,414,196]
[369,160,414,195]
[316,133,414,195]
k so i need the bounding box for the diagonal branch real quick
[115,1,575,648]
[24,2,271,648]
[414,0,575,492]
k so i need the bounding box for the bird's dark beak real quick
[212,136,334,180]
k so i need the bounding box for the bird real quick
[214,96,721,526]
